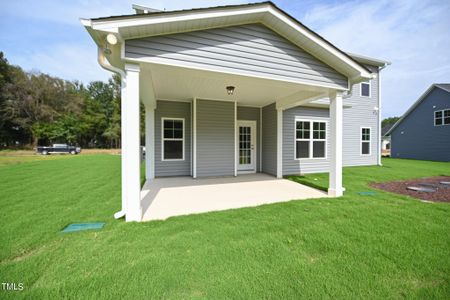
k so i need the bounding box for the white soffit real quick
[144,63,331,107]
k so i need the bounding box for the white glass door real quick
[237,121,256,172]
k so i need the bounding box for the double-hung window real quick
[361,127,371,155]
[434,109,450,126]
[361,81,370,97]
[162,118,184,160]
[295,120,326,159]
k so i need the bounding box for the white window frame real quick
[161,117,185,161]
[294,118,328,160]
[360,81,371,97]
[360,126,371,156]
[434,109,450,126]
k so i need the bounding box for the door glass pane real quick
[239,126,251,165]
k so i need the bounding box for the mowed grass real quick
[0,155,449,299]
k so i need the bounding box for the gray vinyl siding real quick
[196,99,235,177]
[342,65,379,166]
[155,100,191,177]
[237,106,261,172]
[125,23,347,89]
[281,65,380,174]
[283,107,330,175]
[391,87,450,162]
[262,103,277,176]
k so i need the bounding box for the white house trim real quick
[84,2,372,82]
[123,63,142,222]
[294,118,328,160]
[259,107,262,172]
[236,120,257,174]
[234,101,237,177]
[328,92,343,197]
[276,108,283,179]
[124,56,350,92]
[193,98,197,178]
[145,105,155,180]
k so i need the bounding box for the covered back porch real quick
[82,2,373,221]
[122,61,346,221]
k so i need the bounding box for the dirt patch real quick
[371,176,450,203]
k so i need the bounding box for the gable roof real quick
[386,83,450,135]
[381,123,394,136]
[81,1,375,84]
[435,83,450,93]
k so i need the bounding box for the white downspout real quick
[377,62,390,166]
[97,46,125,78]
[97,46,127,219]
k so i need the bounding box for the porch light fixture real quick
[226,86,235,95]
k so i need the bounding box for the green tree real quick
[382,117,400,129]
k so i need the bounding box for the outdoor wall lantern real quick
[226,86,235,95]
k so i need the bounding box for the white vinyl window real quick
[295,120,327,159]
[162,118,184,161]
[434,109,450,126]
[360,81,371,97]
[361,127,371,155]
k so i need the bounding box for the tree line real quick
[0,52,135,149]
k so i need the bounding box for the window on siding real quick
[295,120,326,159]
[361,81,370,97]
[361,127,371,155]
[435,109,450,126]
[445,110,450,125]
[162,118,184,160]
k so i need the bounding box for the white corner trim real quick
[145,106,155,179]
[276,108,283,179]
[377,74,382,166]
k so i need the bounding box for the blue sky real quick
[1,0,449,118]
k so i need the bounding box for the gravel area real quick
[371,176,450,203]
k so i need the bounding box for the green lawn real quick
[0,155,449,299]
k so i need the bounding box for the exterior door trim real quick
[236,120,257,174]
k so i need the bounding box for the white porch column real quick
[276,108,283,179]
[329,91,344,197]
[123,63,142,222]
[145,105,155,180]
[192,98,197,179]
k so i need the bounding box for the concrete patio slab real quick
[141,174,328,221]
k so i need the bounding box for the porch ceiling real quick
[142,63,331,107]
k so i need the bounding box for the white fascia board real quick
[266,7,372,80]
[347,52,391,68]
[90,6,269,31]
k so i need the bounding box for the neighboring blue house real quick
[386,84,450,162]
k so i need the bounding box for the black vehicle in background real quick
[36,144,81,155]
